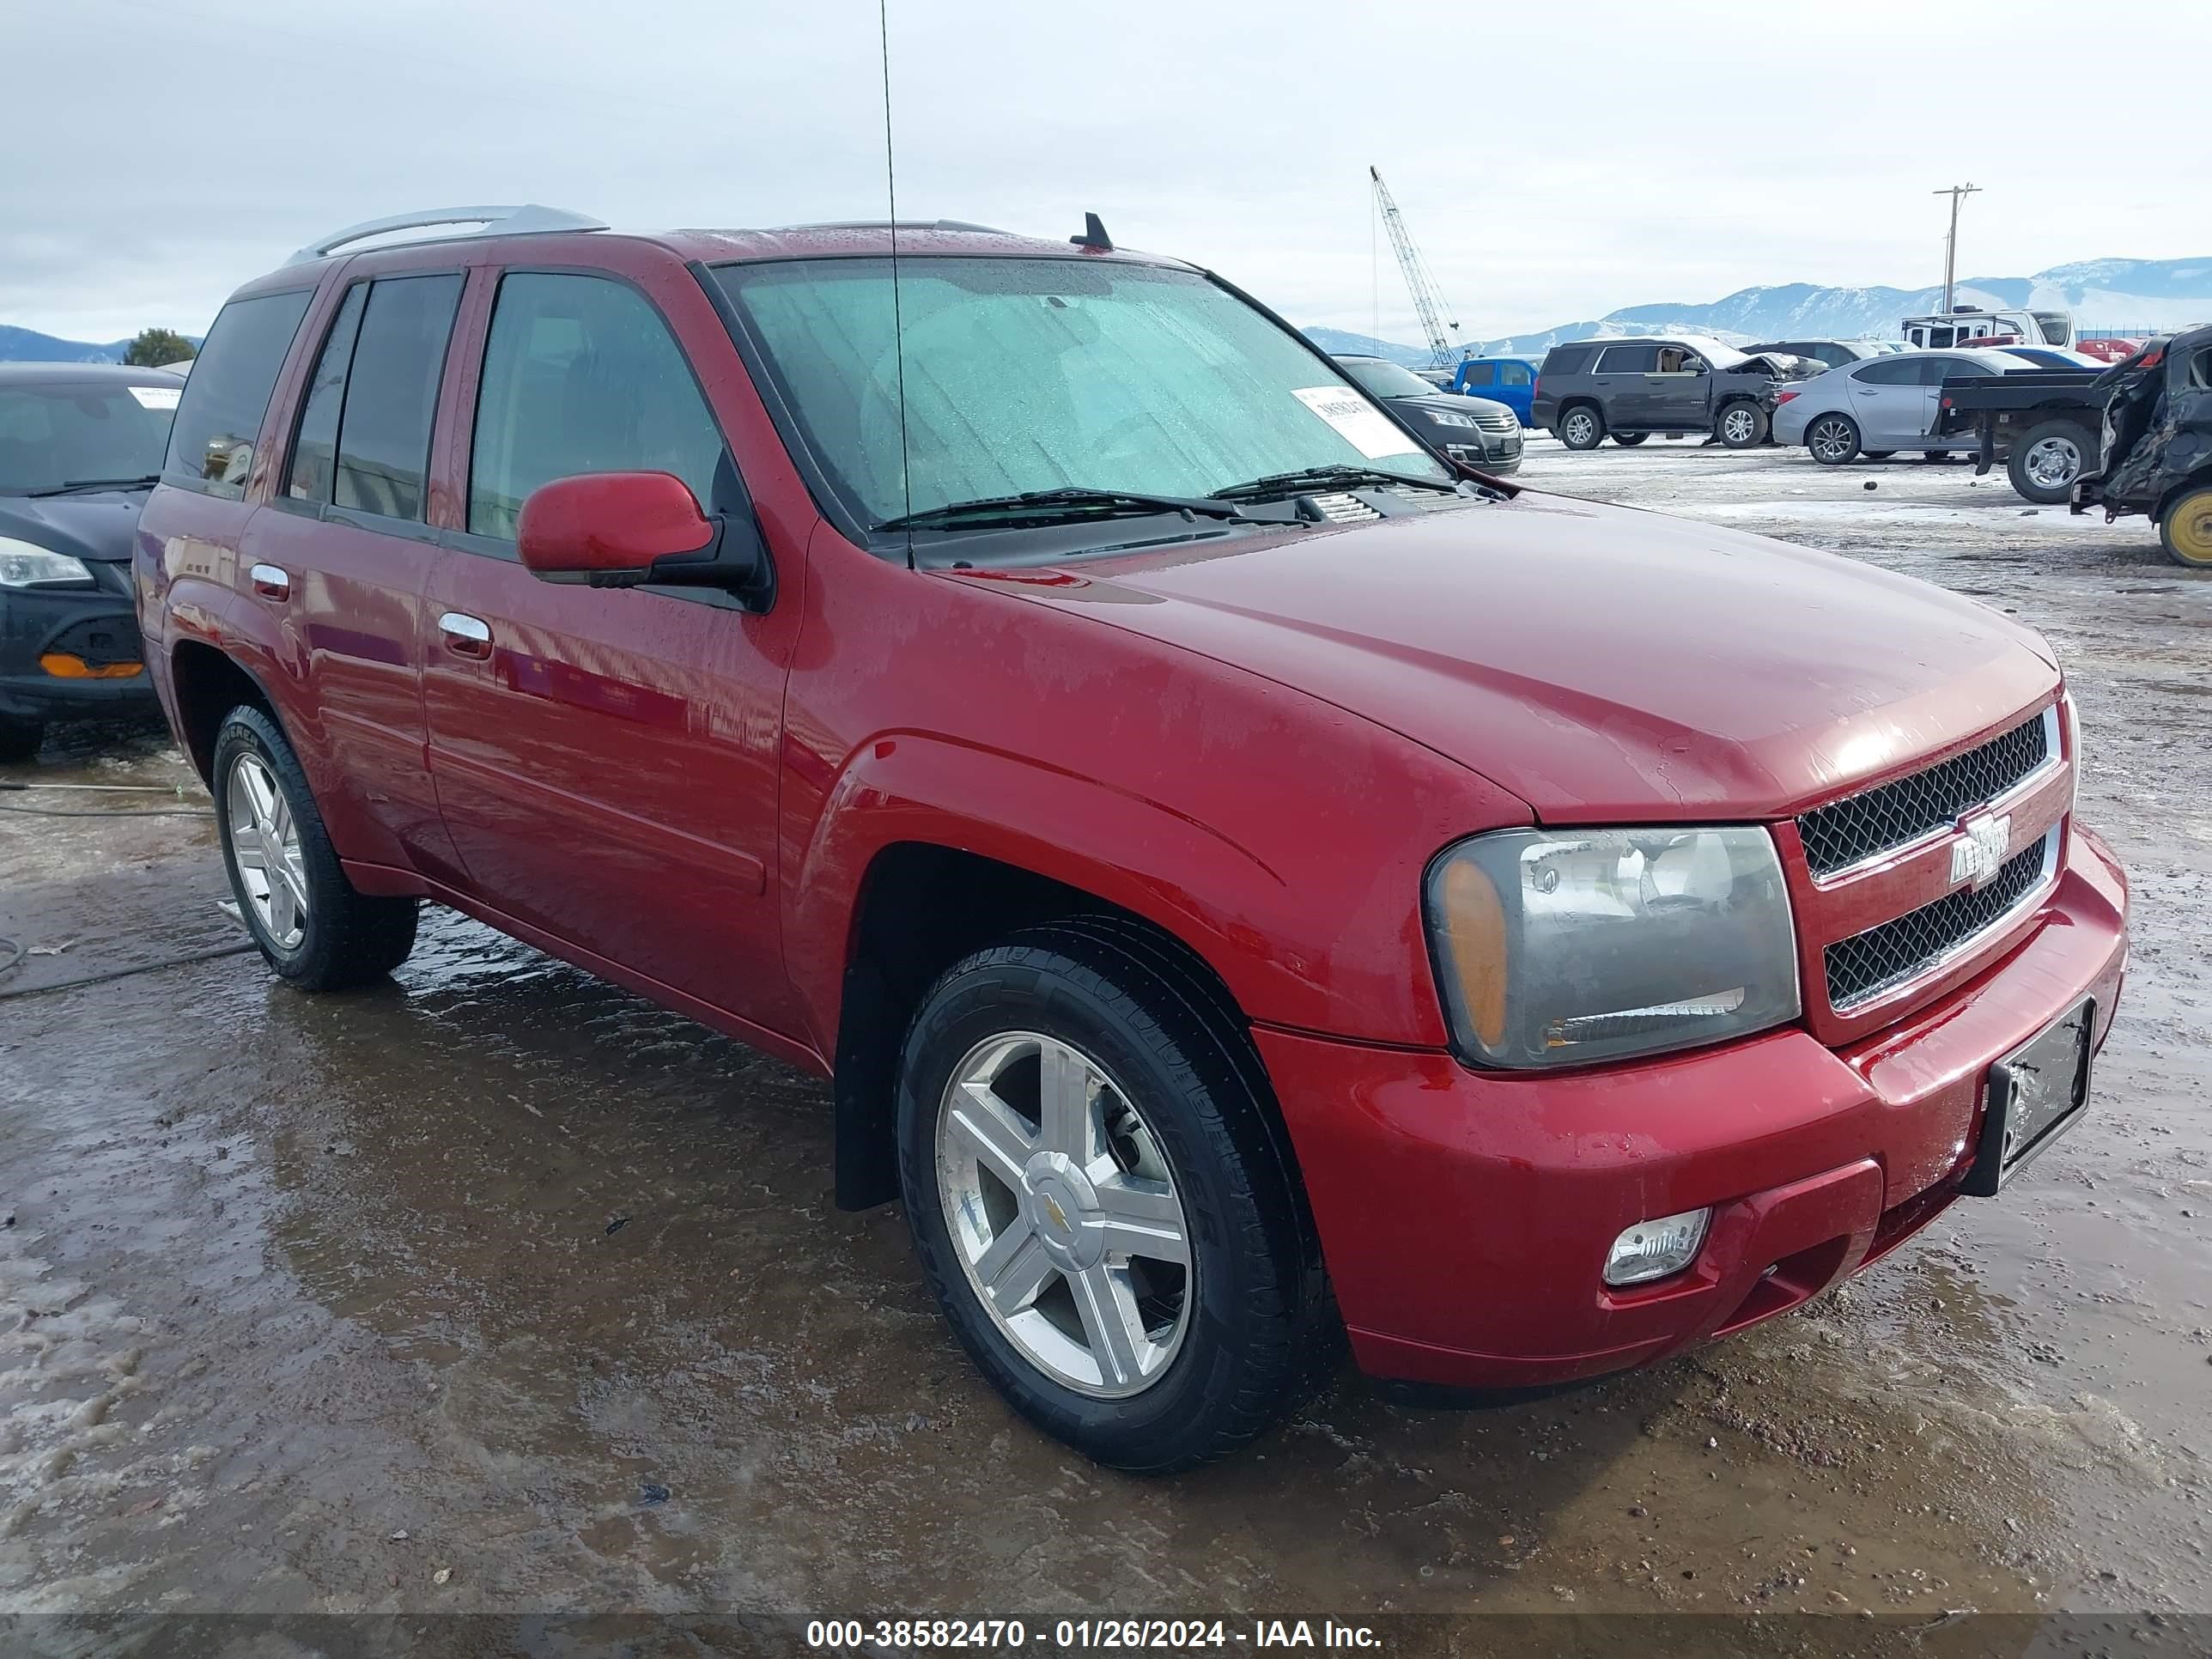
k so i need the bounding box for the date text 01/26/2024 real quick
[805,1620,1382,1650]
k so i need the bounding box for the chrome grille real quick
[1471,409,1518,435]
[1798,710,2051,878]
[1823,830,2054,1010]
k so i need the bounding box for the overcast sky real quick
[10,0,2209,346]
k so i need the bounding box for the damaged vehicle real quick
[1533,336,1808,450]
[2072,326,2212,567]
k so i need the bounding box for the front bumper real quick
[1443,438,1522,474]
[1258,825,2129,1389]
[0,573,155,726]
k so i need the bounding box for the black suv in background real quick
[1532,336,1791,451]
[1331,355,1522,473]
[0,362,181,759]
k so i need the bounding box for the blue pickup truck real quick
[1449,356,1540,427]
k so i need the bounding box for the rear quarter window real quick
[1540,344,1596,375]
[163,290,313,499]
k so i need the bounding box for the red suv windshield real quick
[714,257,1448,531]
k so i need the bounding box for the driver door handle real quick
[439,611,493,659]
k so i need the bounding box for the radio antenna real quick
[878,0,915,564]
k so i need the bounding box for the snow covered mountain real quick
[1467,257,2210,356]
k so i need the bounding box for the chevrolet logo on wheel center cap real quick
[1949,810,2012,890]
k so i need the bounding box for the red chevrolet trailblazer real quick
[135,205,2128,1470]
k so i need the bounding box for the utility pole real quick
[1932,183,1981,313]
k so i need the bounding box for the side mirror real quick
[517,471,773,608]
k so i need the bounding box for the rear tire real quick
[2008,420,2095,505]
[212,704,418,990]
[2160,484,2212,568]
[1557,405,1604,450]
[1716,402,1768,448]
[0,718,42,764]
[1806,412,1861,465]
[1610,432,1649,446]
[896,922,1328,1472]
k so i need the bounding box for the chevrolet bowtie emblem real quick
[1042,1195,1069,1231]
[1948,811,2012,890]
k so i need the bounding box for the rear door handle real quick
[439,611,493,659]
[249,562,290,600]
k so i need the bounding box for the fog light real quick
[1603,1208,1711,1287]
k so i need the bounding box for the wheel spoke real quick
[266,875,296,940]
[972,1218,1055,1313]
[239,762,277,828]
[1071,1262,1147,1389]
[1036,1041,1096,1162]
[1092,1173,1188,1266]
[233,830,266,873]
[275,851,311,917]
[950,1084,1036,1188]
[269,789,294,848]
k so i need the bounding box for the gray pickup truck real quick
[1532,335,1800,451]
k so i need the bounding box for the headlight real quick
[0,539,94,589]
[1425,410,1478,428]
[1425,826,1800,1067]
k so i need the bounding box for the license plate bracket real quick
[1962,998,2095,1196]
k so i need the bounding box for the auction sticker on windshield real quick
[129,386,182,410]
[1291,386,1411,459]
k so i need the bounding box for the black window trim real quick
[269,270,465,532]
[450,263,752,569]
[158,285,318,501]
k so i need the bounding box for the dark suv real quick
[135,205,2126,1472]
[1533,336,1787,450]
[1,362,181,758]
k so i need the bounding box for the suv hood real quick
[0,491,148,564]
[961,492,2059,821]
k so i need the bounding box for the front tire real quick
[2008,421,2094,505]
[2161,484,2212,568]
[1806,412,1862,465]
[1557,405,1604,450]
[212,704,418,989]
[1716,401,1768,449]
[1610,432,1649,446]
[896,923,1326,1471]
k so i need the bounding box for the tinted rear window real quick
[163,290,313,498]
[333,275,463,520]
[1595,344,1661,373]
[1541,344,1595,375]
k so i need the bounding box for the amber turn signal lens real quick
[1437,856,1509,1049]
[38,653,143,680]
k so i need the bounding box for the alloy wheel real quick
[227,752,309,950]
[1723,407,1756,445]
[1562,410,1596,447]
[2023,435,2081,491]
[935,1030,1191,1399]
[1808,417,1855,463]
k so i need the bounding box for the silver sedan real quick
[1771,348,2029,465]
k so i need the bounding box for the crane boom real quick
[1370,166,1462,369]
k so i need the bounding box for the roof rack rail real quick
[771,218,1012,234]
[283,204,606,267]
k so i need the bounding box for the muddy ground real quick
[2,442,2207,1651]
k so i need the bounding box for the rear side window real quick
[163,290,313,498]
[1496,361,1531,387]
[1853,358,1920,386]
[1595,344,1660,374]
[331,275,463,520]
[285,285,368,505]
[1541,344,1595,375]
[468,274,726,540]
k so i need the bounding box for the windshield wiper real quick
[875,486,1248,533]
[26,474,162,498]
[1209,464,1461,504]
